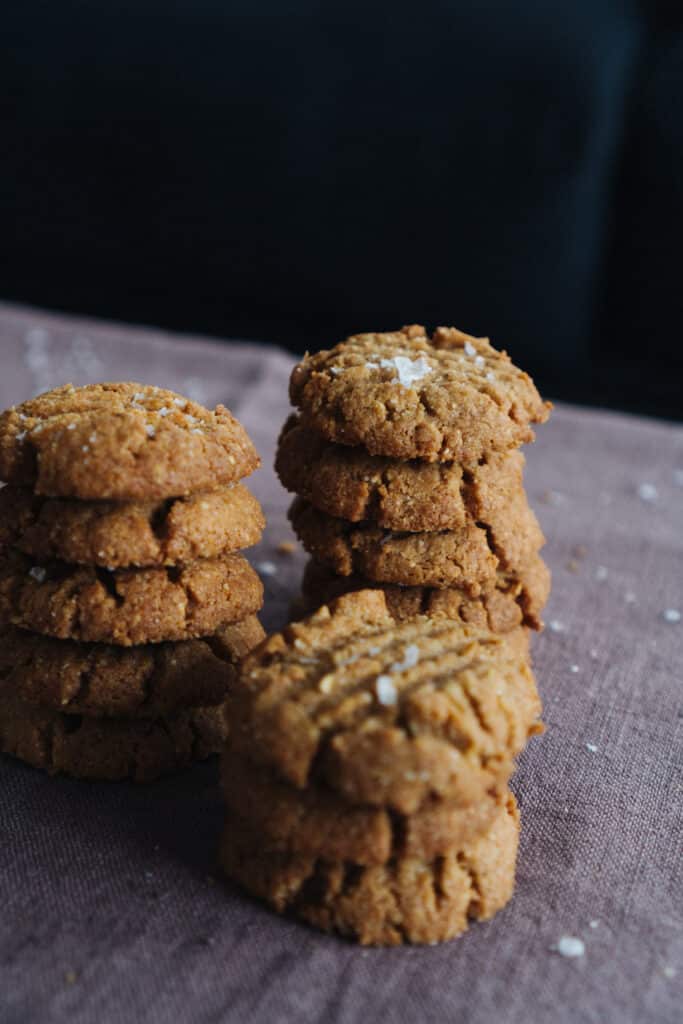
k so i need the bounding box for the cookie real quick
[230,591,542,814]
[289,325,550,463]
[221,750,502,865]
[0,483,265,568]
[0,616,264,717]
[289,498,500,591]
[277,415,544,545]
[220,791,519,946]
[0,382,260,499]
[0,550,263,646]
[300,555,551,632]
[0,696,228,782]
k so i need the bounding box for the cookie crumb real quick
[28,566,47,582]
[586,743,598,753]
[566,559,580,573]
[64,970,77,985]
[555,936,585,958]
[375,675,397,706]
[638,482,658,502]
[277,541,296,555]
[257,561,277,577]
[663,608,681,623]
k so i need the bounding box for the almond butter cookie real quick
[300,555,551,632]
[289,325,550,464]
[0,695,228,782]
[0,382,259,499]
[230,591,542,814]
[289,484,542,588]
[0,616,264,717]
[277,415,544,544]
[220,791,519,945]
[0,550,263,646]
[0,483,265,568]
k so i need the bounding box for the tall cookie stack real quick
[0,382,265,782]
[219,590,543,945]
[276,324,551,654]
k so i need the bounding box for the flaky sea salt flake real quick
[548,620,565,633]
[663,608,681,623]
[145,424,156,438]
[586,743,598,753]
[595,565,608,581]
[391,644,420,673]
[28,566,47,583]
[375,675,397,706]
[378,356,432,388]
[464,340,477,357]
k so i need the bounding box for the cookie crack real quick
[456,851,483,919]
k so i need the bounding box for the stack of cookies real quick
[219,590,543,946]
[0,382,266,782]
[276,324,551,654]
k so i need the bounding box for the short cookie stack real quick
[276,324,551,653]
[219,591,543,945]
[0,383,266,782]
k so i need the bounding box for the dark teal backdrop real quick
[1,2,681,418]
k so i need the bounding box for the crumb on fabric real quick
[64,970,78,985]
[638,482,658,502]
[277,541,296,555]
[257,561,277,577]
[555,936,585,958]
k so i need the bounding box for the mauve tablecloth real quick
[0,303,680,1024]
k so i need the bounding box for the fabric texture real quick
[0,302,680,1023]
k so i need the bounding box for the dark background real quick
[1,1,682,419]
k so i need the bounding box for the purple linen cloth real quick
[0,302,681,1024]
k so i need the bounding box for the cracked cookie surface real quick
[0,550,263,645]
[230,591,541,814]
[289,325,549,464]
[220,791,519,945]
[289,497,542,589]
[277,415,544,541]
[0,382,260,499]
[221,749,503,865]
[0,483,265,568]
[300,555,550,633]
[0,617,264,717]
[0,695,228,781]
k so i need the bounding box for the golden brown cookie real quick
[0,616,264,717]
[0,550,264,646]
[277,415,544,545]
[289,325,550,464]
[300,555,551,632]
[0,484,265,568]
[220,791,519,946]
[0,382,260,499]
[0,695,228,782]
[221,749,502,865]
[291,498,520,591]
[230,591,542,814]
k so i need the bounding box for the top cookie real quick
[0,383,260,499]
[230,590,542,814]
[290,325,550,463]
